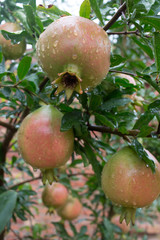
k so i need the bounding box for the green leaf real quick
[139,16,160,31]
[24,5,36,31]
[0,190,18,234]
[95,113,115,129]
[148,100,160,112]
[1,30,27,44]
[79,0,91,19]
[134,110,155,129]
[37,4,71,16]
[132,36,154,59]
[153,32,160,73]
[130,139,155,172]
[101,98,131,111]
[17,56,32,80]
[89,0,104,25]
[137,72,160,93]
[110,54,126,67]
[89,94,102,111]
[61,110,82,131]
[83,143,102,185]
[137,125,154,137]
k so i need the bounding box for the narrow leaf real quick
[0,190,18,234]
[83,143,102,185]
[89,0,104,25]
[17,56,32,80]
[79,0,91,19]
[130,139,155,172]
[140,16,160,31]
[132,36,154,59]
[153,32,160,73]
[95,113,115,129]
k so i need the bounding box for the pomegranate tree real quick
[57,195,82,220]
[0,22,26,60]
[36,16,111,99]
[42,182,68,211]
[17,105,74,184]
[101,146,160,225]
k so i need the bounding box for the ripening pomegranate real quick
[57,195,82,220]
[17,105,74,184]
[36,16,111,99]
[42,182,68,211]
[101,146,160,225]
[0,22,26,60]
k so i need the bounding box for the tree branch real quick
[0,120,16,131]
[103,2,126,31]
[108,30,151,38]
[88,124,139,137]
[9,175,42,189]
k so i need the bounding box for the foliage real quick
[0,0,160,239]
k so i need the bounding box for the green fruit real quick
[0,22,26,60]
[36,16,111,99]
[101,146,160,225]
[17,105,74,184]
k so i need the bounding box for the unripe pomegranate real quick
[36,16,111,99]
[0,22,26,60]
[17,105,74,184]
[42,182,68,211]
[57,195,82,220]
[101,146,160,225]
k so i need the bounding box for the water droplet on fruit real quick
[120,189,123,193]
[47,42,50,49]
[125,199,129,203]
[146,164,149,168]
[52,48,56,54]
[50,64,53,69]
[33,168,37,172]
[142,171,145,175]
[96,49,99,53]
[82,39,85,44]
[147,173,150,177]
[53,40,58,47]
[72,54,77,60]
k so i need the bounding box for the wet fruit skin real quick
[17,105,74,183]
[42,182,68,209]
[36,16,111,97]
[0,22,26,60]
[57,195,82,220]
[101,146,160,224]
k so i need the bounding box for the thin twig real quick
[103,2,126,31]
[9,175,42,189]
[108,30,152,38]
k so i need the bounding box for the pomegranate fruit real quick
[57,195,82,220]
[17,105,74,184]
[0,22,26,60]
[101,146,160,225]
[42,182,68,211]
[36,16,111,99]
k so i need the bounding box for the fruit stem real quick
[119,207,136,225]
[41,169,58,185]
[52,64,83,99]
